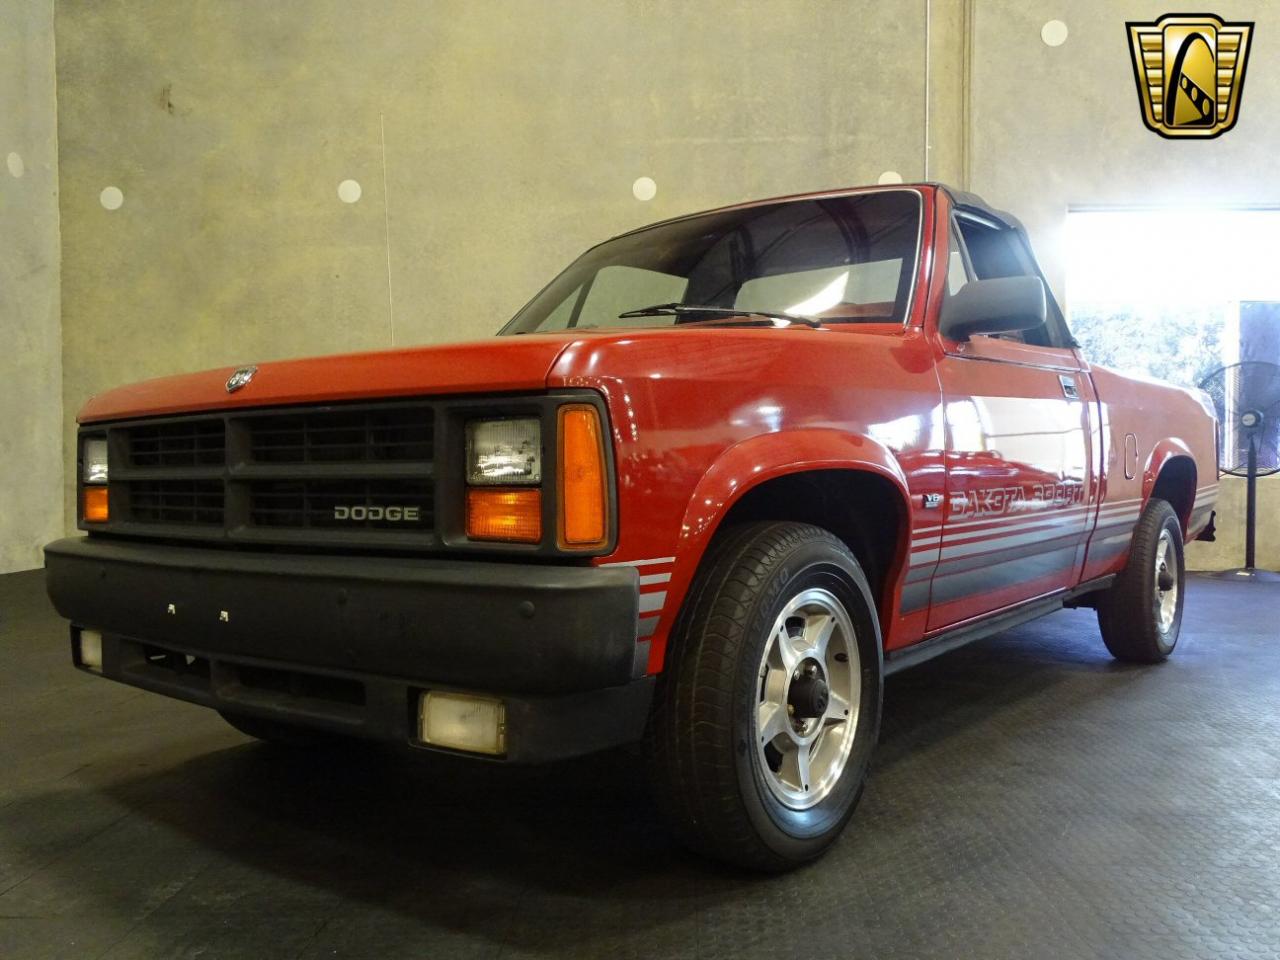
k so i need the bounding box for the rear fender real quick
[1143,438,1197,533]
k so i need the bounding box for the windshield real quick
[500,189,921,334]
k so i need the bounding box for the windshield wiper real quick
[617,302,822,328]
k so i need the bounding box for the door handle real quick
[1059,374,1079,400]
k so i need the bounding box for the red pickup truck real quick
[46,183,1218,870]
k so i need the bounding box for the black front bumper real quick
[44,537,653,762]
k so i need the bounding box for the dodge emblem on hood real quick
[226,365,258,393]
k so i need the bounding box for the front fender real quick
[643,429,911,673]
[676,429,911,554]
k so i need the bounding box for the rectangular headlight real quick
[466,418,541,485]
[83,437,109,484]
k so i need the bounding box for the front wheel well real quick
[715,469,906,628]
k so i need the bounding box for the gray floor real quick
[2,568,1279,960]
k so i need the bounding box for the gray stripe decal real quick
[930,531,1085,578]
[912,503,1140,549]
[900,580,931,613]
[636,616,659,638]
[1095,522,1136,537]
[1087,539,1130,564]
[639,591,666,614]
[935,525,1088,562]
[905,564,935,584]
[929,544,1079,607]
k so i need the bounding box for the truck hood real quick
[78,334,579,423]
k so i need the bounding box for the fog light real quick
[419,691,506,755]
[77,629,103,672]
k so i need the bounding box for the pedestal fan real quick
[1199,361,1280,581]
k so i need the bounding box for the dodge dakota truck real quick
[45,183,1218,871]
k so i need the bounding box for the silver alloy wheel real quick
[1154,528,1179,632]
[754,587,860,810]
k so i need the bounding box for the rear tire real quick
[1096,498,1185,663]
[218,711,345,748]
[646,521,882,872]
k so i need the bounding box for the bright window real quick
[1066,208,1280,388]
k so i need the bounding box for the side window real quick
[946,225,971,296]
[955,215,1069,348]
[573,266,689,329]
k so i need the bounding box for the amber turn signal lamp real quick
[466,488,541,542]
[83,486,109,523]
[558,405,608,548]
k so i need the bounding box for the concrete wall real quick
[0,0,63,573]
[42,0,1280,570]
[54,0,932,523]
[965,0,1280,570]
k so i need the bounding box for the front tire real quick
[646,522,882,872]
[1097,498,1185,663]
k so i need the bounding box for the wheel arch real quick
[1144,439,1197,536]
[667,430,913,652]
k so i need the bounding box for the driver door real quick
[927,217,1095,631]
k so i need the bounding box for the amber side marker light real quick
[83,486,109,523]
[466,488,542,543]
[558,405,608,548]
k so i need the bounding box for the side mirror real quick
[939,276,1047,342]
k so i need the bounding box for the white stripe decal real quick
[912,509,1090,544]
[638,572,671,586]
[942,505,1092,531]
[938,528,1086,561]
[911,503,1138,548]
[601,556,675,568]
[905,495,1162,562]
[936,513,1089,541]
[911,526,1086,564]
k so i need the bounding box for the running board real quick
[884,575,1116,676]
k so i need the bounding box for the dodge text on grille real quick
[333,505,420,521]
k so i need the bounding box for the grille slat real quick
[128,480,225,526]
[248,408,432,464]
[128,421,226,468]
[111,403,436,545]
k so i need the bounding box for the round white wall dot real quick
[1042,20,1068,46]
[6,152,24,178]
[877,170,904,185]
[99,186,124,210]
[337,179,362,203]
[632,176,657,202]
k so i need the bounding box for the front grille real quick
[105,401,437,549]
[128,420,225,467]
[248,479,433,530]
[128,479,225,526]
[247,409,432,464]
